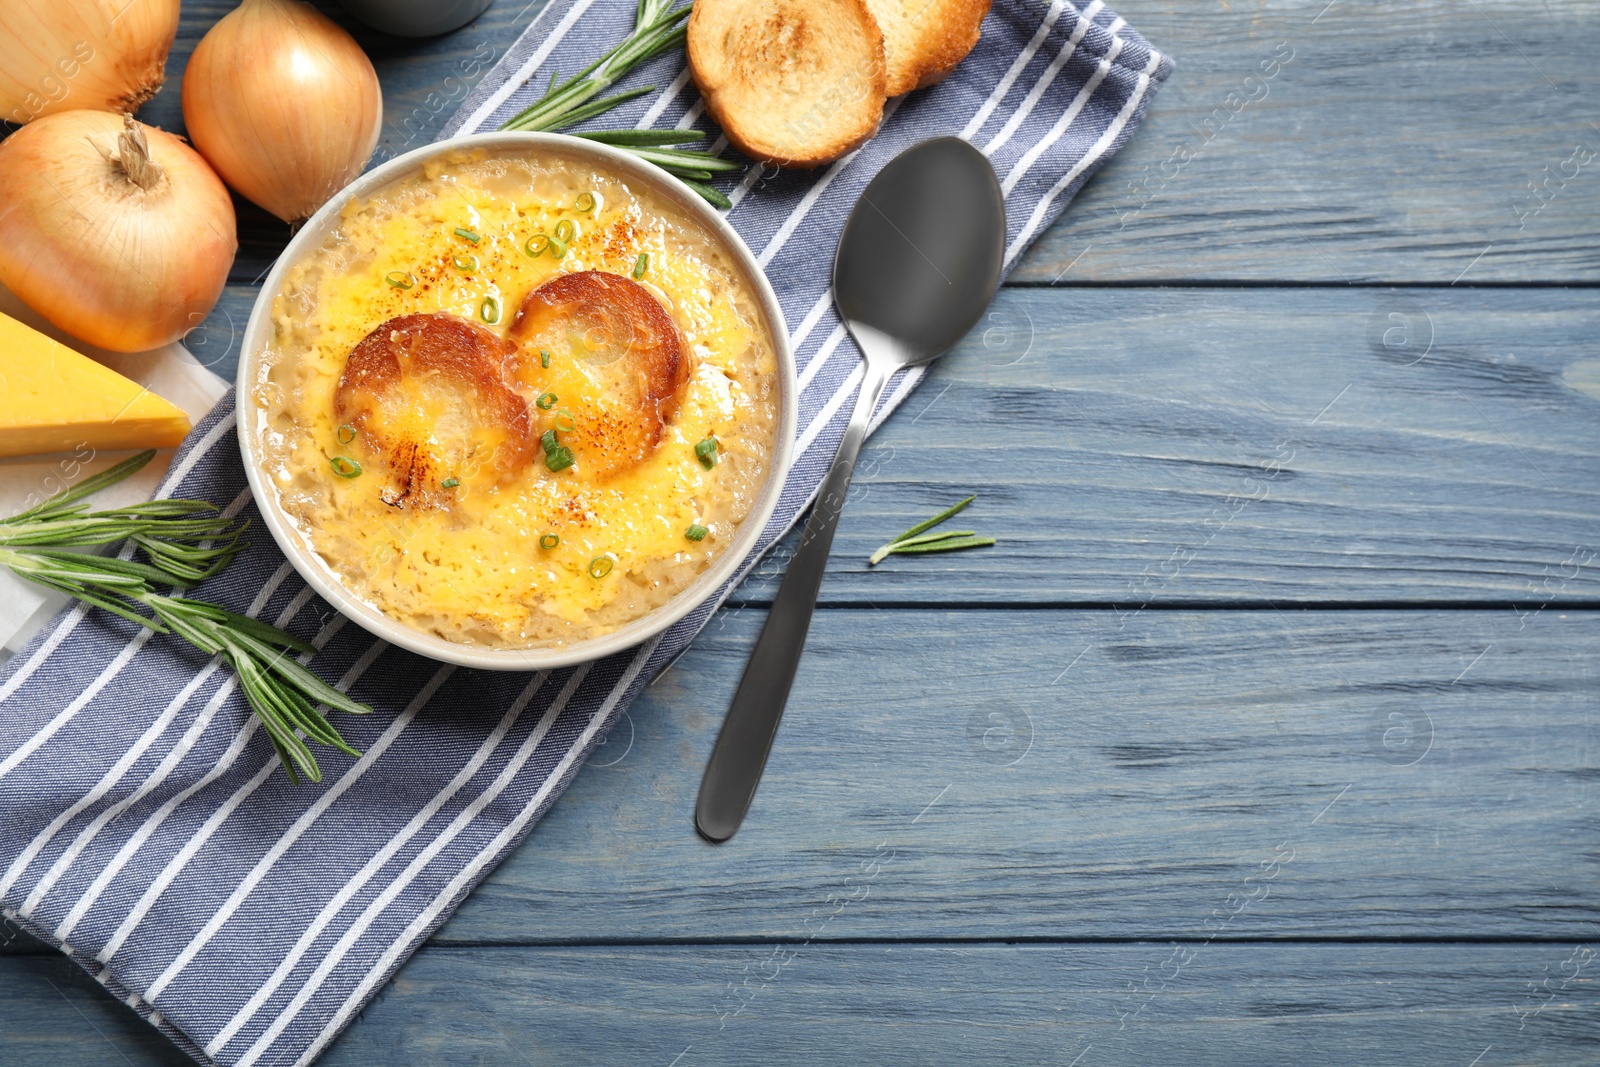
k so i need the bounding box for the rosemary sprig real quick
[0,450,369,784]
[868,495,996,565]
[497,0,738,207]
[499,0,689,134]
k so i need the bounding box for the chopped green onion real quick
[539,348,552,368]
[539,533,560,549]
[441,477,460,489]
[384,270,415,289]
[541,429,558,454]
[536,392,558,410]
[480,295,500,324]
[525,233,550,258]
[685,523,708,542]
[548,236,568,259]
[576,191,597,213]
[555,410,577,433]
[588,555,613,579]
[554,219,577,244]
[454,227,481,243]
[545,445,575,472]
[694,436,718,469]
[336,424,357,444]
[452,254,478,273]
[330,456,362,479]
[632,252,649,279]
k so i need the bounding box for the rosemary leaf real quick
[574,128,707,147]
[0,450,156,524]
[868,496,992,564]
[880,535,996,557]
[0,455,369,783]
[678,178,733,209]
[893,495,976,544]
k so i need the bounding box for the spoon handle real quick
[695,358,893,842]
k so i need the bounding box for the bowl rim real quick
[236,131,797,671]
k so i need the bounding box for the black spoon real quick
[695,137,1006,843]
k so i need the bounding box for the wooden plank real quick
[1015,0,1600,284]
[427,607,1600,943]
[3,942,1595,1065]
[130,0,1600,289]
[201,286,1600,604]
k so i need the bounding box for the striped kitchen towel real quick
[0,1,1169,1063]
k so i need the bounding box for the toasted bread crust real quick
[689,0,887,168]
[508,270,689,480]
[337,313,535,507]
[866,0,991,96]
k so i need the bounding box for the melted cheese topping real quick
[255,152,779,649]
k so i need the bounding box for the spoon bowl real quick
[834,137,1006,362]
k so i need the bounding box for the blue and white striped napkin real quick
[0,2,1169,1062]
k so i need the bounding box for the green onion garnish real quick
[539,533,560,549]
[545,445,575,472]
[452,254,478,273]
[480,295,500,324]
[541,429,558,454]
[536,392,558,410]
[632,253,648,279]
[555,410,577,433]
[588,556,613,579]
[548,236,568,259]
[330,456,362,479]
[575,191,597,213]
[384,271,415,289]
[336,424,357,444]
[441,477,460,489]
[554,219,577,244]
[539,348,551,368]
[685,523,708,542]
[694,437,718,469]
[454,227,481,243]
[525,233,550,258]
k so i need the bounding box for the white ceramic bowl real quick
[237,133,795,671]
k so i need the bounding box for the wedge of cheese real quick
[0,311,191,458]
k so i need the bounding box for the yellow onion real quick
[183,0,383,225]
[0,111,237,353]
[0,0,180,124]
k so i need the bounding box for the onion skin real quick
[0,0,180,124]
[182,0,384,225]
[0,111,237,353]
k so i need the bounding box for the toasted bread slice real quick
[507,271,690,480]
[689,0,887,168]
[336,313,535,508]
[865,0,991,96]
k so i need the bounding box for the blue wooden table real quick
[4,1,1598,1062]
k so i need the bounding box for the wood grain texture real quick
[3,2,1596,1064]
[124,0,1600,293]
[204,285,1600,605]
[421,607,1599,943]
[1014,0,1600,283]
[2,943,1595,1066]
